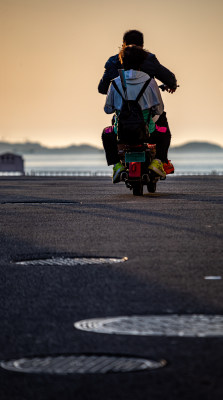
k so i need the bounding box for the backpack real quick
[112,78,152,144]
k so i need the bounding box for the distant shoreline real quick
[0,141,222,155]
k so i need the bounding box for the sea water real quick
[23,151,223,175]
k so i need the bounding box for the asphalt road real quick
[0,175,223,400]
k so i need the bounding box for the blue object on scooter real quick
[125,152,146,163]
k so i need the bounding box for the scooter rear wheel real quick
[147,181,157,193]
[133,182,143,196]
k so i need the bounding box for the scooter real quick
[115,81,179,196]
[118,142,163,196]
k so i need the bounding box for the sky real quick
[1,0,223,148]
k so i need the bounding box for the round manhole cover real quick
[74,315,223,337]
[0,355,166,374]
[15,257,128,266]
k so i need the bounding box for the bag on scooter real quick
[112,79,151,144]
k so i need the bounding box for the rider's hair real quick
[119,45,147,70]
[123,30,144,47]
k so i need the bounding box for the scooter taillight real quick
[129,162,141,178]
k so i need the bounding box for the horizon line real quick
[0,139,223,149]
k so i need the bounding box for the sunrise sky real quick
[1,0,223,148]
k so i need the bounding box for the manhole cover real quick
[74,315,223,337]
[15,257,128,266]
[0,355,166,374]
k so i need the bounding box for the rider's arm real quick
[142,53,177,90]
[98,65,114,95]
[98,56,120,94]
[104,84,116,114]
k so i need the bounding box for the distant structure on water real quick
[0,153,24,174]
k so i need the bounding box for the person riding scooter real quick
[103,45,170,183]
[99,29,177,175]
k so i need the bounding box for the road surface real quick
[0,175,223,399]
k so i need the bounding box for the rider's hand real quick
[159,84,178,93]
[165,87,176,94]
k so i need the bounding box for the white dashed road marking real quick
[204,276,222,280]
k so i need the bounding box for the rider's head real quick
[123,30,144,47]
[119,45,147,70]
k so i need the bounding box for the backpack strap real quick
[112,80,125,100]
[113,77,152,102]
[135,78,152,102]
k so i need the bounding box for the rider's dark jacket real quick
[98,52,177,94]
